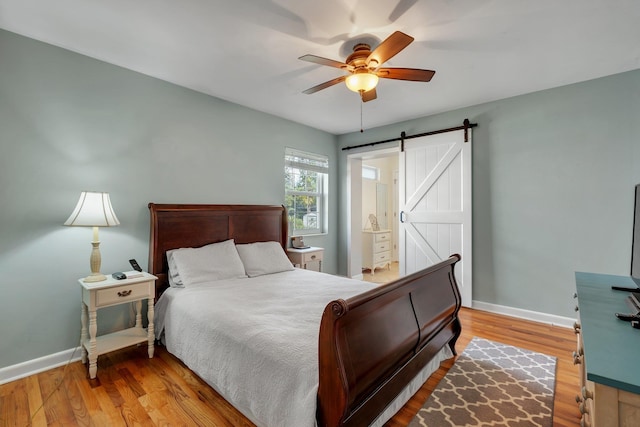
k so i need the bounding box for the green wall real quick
[1,25,639,371]
[0,29,338,369]
[337,69,640,319]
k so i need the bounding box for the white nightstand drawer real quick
[374,241,390,253]
[302,251,323,264]
[374,232,391,243]
[374,251,391,263]
[96,281,149,307]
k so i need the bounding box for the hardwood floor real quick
[361,261,400,285]
[0,308,581,427]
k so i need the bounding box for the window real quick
[362,165,379,180]
[285,148,328,235]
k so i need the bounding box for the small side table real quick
[287,247,324,272]
[79,272,157,379]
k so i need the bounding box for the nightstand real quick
[287,247,324,272]
[79,272,157,379]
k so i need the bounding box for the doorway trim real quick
[347,146,399,279]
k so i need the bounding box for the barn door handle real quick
[400,211,406,223]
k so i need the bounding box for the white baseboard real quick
[0,301,574,385]
[471,300,575,328]
[0,347,82,385]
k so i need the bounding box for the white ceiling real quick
[1,0,639,135]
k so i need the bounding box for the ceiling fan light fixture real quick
[345,72,378,93]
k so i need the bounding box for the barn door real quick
[399,129,472,306]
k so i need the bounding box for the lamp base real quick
[85,235,107,282]
[84,273,107,283]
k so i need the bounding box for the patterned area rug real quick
[409,337,556,426]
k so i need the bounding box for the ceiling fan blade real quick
[302,76,347,94]
[361,88,377,102]
[299,54,351,70]
[388,0,418,22]
[366,31,414,68]
[377,67,435,82]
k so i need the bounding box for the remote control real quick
[615,312,640,322]
[129,258,142,272]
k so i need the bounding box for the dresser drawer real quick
[96,281,150,307]
[374,241,390,253]
[374,251,391,263]
[374,232,391,243]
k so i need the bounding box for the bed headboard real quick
[148,203,288,297]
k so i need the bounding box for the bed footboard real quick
[317,254,462,427]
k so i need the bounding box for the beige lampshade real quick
[64,192,120,227]
[65,191,119,283]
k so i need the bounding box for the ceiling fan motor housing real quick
[346,43,374,69]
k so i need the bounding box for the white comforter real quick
[154,268,377,427]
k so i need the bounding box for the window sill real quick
[290,232,327,238]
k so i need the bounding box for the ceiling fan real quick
[299,31,435,102]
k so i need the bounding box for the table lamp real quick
[64,191,120,282]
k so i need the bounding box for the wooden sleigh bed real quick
[148,203,462,427]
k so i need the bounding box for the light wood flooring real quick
[0,306,581,426]
[361,261,400,284]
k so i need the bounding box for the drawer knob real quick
[310,255,316,260]
[118,290,132,297]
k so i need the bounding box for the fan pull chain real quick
[360,98,364,133]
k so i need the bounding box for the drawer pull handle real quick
[310,255,316,260]
[118,290,132,297]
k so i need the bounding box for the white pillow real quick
[166,248,184,287]
[169,239,247,286]
[236,241,294,277]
